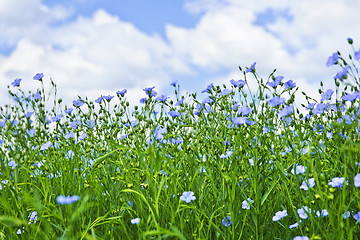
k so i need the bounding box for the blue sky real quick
[1,0,360,107]
[42,0,201,38]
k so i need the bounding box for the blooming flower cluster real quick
[2,39,360,238]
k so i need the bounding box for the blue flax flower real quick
[268,76,284,88]
[289,222,299,229]
[232,102,240,110]
[343,211,351,219]
[180,191,196,203]
[33,91,42,100]
[220,89,231,96]
[44,117,51,125]
[64,108,73,114]
[11,78,22,87]
[297,206,309,219]
[262,126,268,133]
[156,95,169,102]
[268,96,286,107]
[143,86,157,97]
[154,126,166,140]
[342,92,360,102]
[312,103,327,115]
[16,227,24,235]
[27,129,36,137]
[335,66,349,79]
[354,173,360,187]
[232,117,247,126]
[131,218,140,224]
[25,112,33,118]
[73,99,84,107]
[328,177,346,188]
[202,83,213,93]
[222,216,231,227]
[293,236,309,240]
[69,120,80,129]
[130,119,139,127]
[170,80,177,87]
[168,111,180,117]
[238,106,252,116]
[245,62,256,73]
[12,120,18,126]
[64,131,74,139]
[242,198,253,209]
[171,138,183,144]
[316,209,328,217]
[220,151,233,159]
[354,212,360,223]
[8,160,17,169]
[202,97,214,104]
[103,95,114,102]
[284,80,296,89]
[279,105,293,118]
[28,211,38,224]
[40,141,52,151]
[175,98,184,106]
[57,195,80,205]
[305,103,316,110]
[246,120,256,125]
[95,97,102,103]
[119,133,129,140]
[230,79,246,88]
[249,159,254,166]
[272,210,287,221]
[79,133,87,141]
[337,115,352,125]
[326,52,339,67]
[87,120,95,129]
[355,49,360,61]
[52,114,62,122]
[300,178,315,190]
[33,73,44,80]
[291,164,305,175]
[282,117,293,127]
[321,89,334,102]
[117,89,127,96]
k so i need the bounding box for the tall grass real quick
[1,39,360,239]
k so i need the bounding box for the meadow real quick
[1,39,360,239]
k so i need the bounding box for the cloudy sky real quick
[1,0,360,108]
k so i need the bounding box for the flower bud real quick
[347,37,353,44]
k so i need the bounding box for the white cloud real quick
[0,7,191,107]
[173,0,360,102]
[167,6,287,73]
[0,0,72,45]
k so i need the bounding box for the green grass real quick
[1,40,360,239]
